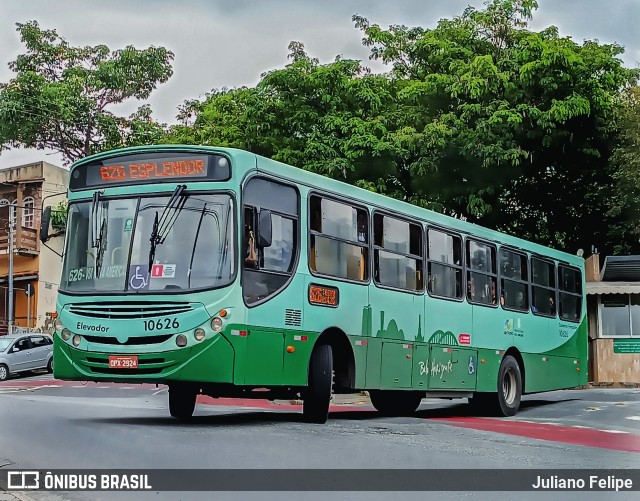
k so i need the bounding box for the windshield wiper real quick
[90,191,108,277]
[148,185,187,271]
[95,218,107,278]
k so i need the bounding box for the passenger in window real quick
[491,282,497,305]
[244,224,258,269]
[515,291,525,309]
[357,217,367,243]
[549,297,555,315]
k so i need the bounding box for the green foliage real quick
[178,0,637,254]
[607,86,640,253]
[0,21,174,164]
[51,200,68,231]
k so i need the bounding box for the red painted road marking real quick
[430,417,640,453]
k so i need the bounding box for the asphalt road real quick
[0,372,638,501]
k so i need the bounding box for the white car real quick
[0,334,54,381]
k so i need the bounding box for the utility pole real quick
[7,221,14,328]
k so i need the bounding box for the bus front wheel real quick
[168,384,197,420]
[302,344,333,424]
[369,390,423,416]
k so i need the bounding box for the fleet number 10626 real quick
[144,318,180,331]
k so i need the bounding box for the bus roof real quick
[73,144,583,267]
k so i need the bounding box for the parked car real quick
[0,334,54,381]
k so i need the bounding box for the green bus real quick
[44,145,587,423]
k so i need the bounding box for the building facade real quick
[586,254,640,384]
[0,161,68,334]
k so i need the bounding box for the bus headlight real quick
[176,334,187,347]
[211,317,222,332]
[61,329,71,341]
[194,328,206,342]
[72,335,81,347]
[54,318,63,331]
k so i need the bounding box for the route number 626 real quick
[144,318,180,331]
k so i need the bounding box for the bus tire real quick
[497,355,522,416]
[303,344,333,424]
[369,390,423,416]
[168,384,197,420]
[47,358,53,374]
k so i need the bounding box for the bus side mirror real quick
[257,209,272,248]
[40,206,51,242]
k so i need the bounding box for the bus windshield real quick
[61,193,235,293]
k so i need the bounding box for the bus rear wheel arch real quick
[469,353,523,417]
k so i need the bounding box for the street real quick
[0,372,638,501]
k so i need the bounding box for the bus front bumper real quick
[52,333,235,384]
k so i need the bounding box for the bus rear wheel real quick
[369,390,423,416]
[302,344,333,424]
[168,384,197,420]
[497,355,522,416]
[470,355,522,417]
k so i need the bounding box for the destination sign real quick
[98,159,207,183]
[70,152,231,190]
[308,284,339,307]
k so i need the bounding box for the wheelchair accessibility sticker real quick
[128,265,150,291]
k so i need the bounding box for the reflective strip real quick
[231,330,247,337]
[355,340,368,346]
[403,344,413,349]
[443,348,452,353]
[496,350,505,355]
[542,357,549,362]
[294,335,308,341]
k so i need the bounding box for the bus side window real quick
[309,195,368,282]
[242,177,299,305]
[427,228,462,299]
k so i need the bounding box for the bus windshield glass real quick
[61,193,235,293]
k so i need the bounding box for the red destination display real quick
[100,159,207,182]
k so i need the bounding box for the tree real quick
[354,0,638,253]
[178,0,638,254]
[0,21,174,164]
[607,86,640,253]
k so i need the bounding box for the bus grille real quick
[68,302,193,319]
[83,334,173,345]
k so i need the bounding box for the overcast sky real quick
[0,0,638,169]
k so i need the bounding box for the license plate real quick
[108,356,138,369]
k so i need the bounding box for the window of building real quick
[373,213,423,292]
[558,265,582,322]
[531,257,556,317]
[466,239,497,306]
[242,177,299,305]
[600,294,640,337]
[22,197,35,228]
[427,228,462,299]
[309,195,368,282]
[499,248,529,311]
